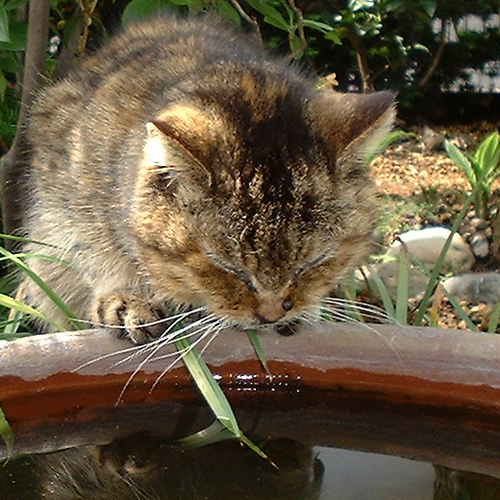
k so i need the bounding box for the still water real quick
[316,448,434,500]
[3,435,496,500]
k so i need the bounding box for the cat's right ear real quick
[311,90,396,161]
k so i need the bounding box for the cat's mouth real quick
[274,320,300,336]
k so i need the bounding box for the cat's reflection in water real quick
[0,434,324,500]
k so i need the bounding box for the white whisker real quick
[82,308,208,374]
[117,311,220,401]
[303,303,402,364]
[322,297,397,324]
[150,318,225,392]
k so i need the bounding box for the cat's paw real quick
[94,292,167,344]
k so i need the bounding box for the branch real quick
[418,18,448,88]
[350,34,374,92]
[229,0,261,42]
[287,0,307,59]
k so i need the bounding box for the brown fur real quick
[18,15,395,342]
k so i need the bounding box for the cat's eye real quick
[294,251,331,278]
[207,251,257,292]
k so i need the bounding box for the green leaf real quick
[0,22,27,51]
[122,0,169,24]
[0,52,21,73]
[4,0,29,11]
[413,169,486,325]
[245,0,290,31]
[177,420,236,448]
[2,308,22,336]
[0,292,61,330]
[411,43,431,54]
[420,0,437,17]
[0,404,14,455]
[325,30,343,44]
[215,0,241,25]
[442,288,477,331]
[302,19,334,33]
[0,6,10,43]
[366,264,395,318]
[488,301,500,333]
[349,0,375,12]
[473,131,500,182]
[444,140,475,185]
[246,328,270,374]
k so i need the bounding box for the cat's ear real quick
[311,90,396,160]
[144,103,222,183]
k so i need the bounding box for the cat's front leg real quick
[94,291,167,344]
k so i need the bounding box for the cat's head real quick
[132,81,395,329]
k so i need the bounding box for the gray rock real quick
[358,260,430,301]
[442,272,500,304]
[387,227,475,274]
[469,231,489,259]
[422,126,444,151]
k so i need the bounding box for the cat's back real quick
[30,16,279,140]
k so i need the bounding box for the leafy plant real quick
[366,155,497,330]
[444,131,500,220]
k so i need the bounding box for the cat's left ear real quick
[144,103,223,181]
[311,90,396,160]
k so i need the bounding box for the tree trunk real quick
[0,0,51,244]
[350,34,374,93]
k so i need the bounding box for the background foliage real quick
[0,0,498,154]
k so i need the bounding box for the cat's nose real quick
[256,296,294,323]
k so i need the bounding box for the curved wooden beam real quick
[1,323,500,477]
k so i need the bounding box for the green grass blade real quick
[176,420,269,460]
[246,328,270,375]
[414,179,483,325]
[175,335,240,433]
[174,335,268,458]
[395,247,409,325]
[340,275,365,323]
[0,233,58,247]
[0,247,83,330]
[487,302,500,333]
[442,289,478,331]
[367,130,416,164]
[176,420,236,447]
[365,264,395,319]
[0,292,63,331]
[0,403,14,455]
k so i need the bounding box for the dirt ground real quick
[368,121,500,331]
[371,122,500,197]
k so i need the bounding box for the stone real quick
[442,272,500,305]
[387,227,475,274]
[469,231,489,259]
[422,126,444,151]
[358,260,430,301]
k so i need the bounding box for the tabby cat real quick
[18,15,395,343]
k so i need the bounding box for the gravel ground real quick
[367,122,500,331]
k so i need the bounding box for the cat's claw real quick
[94,293,166,344]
